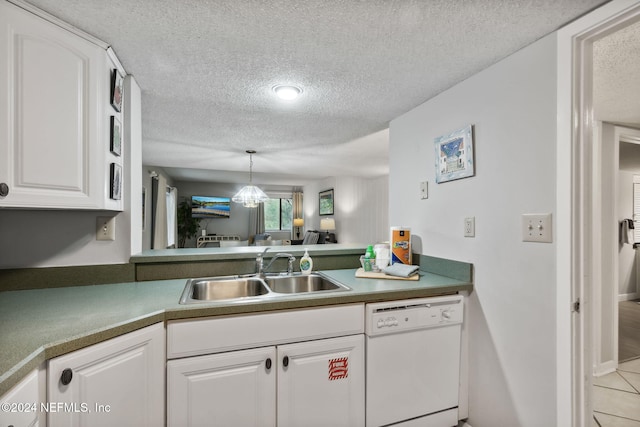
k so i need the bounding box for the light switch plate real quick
[522,213,552,243]
[97,216,116,241]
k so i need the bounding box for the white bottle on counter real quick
[374,243,390,270]
[300,249,313,275]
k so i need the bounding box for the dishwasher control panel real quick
[365,295,463,336]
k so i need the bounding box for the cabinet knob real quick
[282,356,289,367]
[0,183,8,197]
[60,368,73,385]
[265,358,272,370]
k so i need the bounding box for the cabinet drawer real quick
[167,303,364,358]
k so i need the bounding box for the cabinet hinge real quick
[572,298,580,313]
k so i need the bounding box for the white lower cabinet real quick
[0,367,46,427]
[277,335,364,427]
[166,304,365,427]
[167,335,364,427]
[168,346,277,427]
[47,322,165,427]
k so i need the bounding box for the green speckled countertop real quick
[0,267,472,396]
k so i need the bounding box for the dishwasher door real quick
[365,296,463,427]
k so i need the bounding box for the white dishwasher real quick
[365,295,463,427]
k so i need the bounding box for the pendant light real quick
[232,150,269,207]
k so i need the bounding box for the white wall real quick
[125,76,143,256]
[303,175,388,245]
[595,122,617,370]
[389,34,557,427]
[618,170,639,296]
[303,177,335,232]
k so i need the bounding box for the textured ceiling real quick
[23,0,611,185]
[593,19,640,129]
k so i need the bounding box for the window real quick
[265,198,292,231]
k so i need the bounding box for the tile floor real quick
[593,358,640,427]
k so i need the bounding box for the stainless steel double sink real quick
[179,273,350,304]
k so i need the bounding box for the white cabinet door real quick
[0,2,108,209]
[47,323,164,427]
[167,346,276,427]
[0,368,43,427]
[277,335,365,427]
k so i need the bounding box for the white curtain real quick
[249,203,265,237]
[166,187,177,248]
[152,175,167,249]
[293,191,303,220]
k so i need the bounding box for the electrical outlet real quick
[464,217,475,237]
[522,213,552,243]
[96,216,116,241]
[420,181,428,199]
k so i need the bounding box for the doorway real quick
[591,125,640,426]
[561,2,640,426]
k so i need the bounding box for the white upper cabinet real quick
[0,1,123,210]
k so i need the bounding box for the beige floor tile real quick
[593,386,640,421]
[594,372,637,393]
[619,358,640,374]
[618,371,640,393]
[594,412,640,427]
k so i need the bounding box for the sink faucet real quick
[256,247,270,276]
[262,252,296,276]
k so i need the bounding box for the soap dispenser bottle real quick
[300,249,313,275]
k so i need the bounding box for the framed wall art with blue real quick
[434,124,474,183]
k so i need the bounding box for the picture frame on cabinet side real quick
[110,68,124,112]
[110,116,122,156]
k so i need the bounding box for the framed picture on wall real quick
[110,163,122,200]
[110,116,122,156]
[111,69,124,112]
[319,188,334,216]
[434,124,475,183]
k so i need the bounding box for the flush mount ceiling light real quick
[273,85,302,101]
[232,150,269,208]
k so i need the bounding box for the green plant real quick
[177,200,200,248]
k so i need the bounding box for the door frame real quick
[556,1,640,425]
